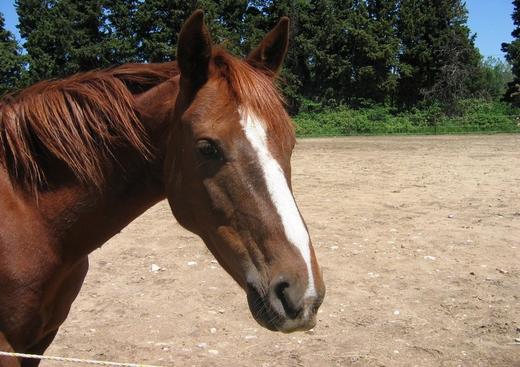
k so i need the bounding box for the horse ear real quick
[177,10,212,89]
[247,17,289,74]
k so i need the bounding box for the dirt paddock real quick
[47,135,519,366]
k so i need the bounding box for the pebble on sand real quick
[150,264,161,272]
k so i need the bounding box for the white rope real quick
[0,351,168,367]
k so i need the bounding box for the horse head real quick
[164,10,325,333]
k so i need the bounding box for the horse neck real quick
[34,78,179,261]
[136,76,179,155]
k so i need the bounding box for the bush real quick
[292,99,520,136]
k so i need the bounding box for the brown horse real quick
[0,11,325,367]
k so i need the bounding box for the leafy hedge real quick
[293,99,520,136]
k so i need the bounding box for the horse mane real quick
[0,62,178,192]
[211,48,295,146]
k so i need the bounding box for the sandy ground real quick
[46,135,520,367]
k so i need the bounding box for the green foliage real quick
[478,57,513,100]
[0,12,24,95]
[398,0,481,110]
[260,0,401,111]
[1,0,515,120]
[502,0,520,105]
[133,0,195,62]
[16,0,115,81]
[14,0,266,80]
[293,100,520,136]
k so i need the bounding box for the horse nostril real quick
[274,280,301,319]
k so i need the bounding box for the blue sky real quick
[0,0,515,61]
[466,0,514,60]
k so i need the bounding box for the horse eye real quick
[196,139,221,160]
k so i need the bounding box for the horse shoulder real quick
[0,169,87,350]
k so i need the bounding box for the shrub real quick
[292,99,520,136]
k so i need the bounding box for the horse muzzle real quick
[246,275,324,333]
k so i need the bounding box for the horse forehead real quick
[238,109,291,161]
[188,82,293,154]
[185,82,236,121]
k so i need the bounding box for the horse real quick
[0,10,325,366]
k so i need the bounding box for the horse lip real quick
[246,284,282,332]
[246,282,320,333]
[279,313,317,333]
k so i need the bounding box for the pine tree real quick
[102,0,139,64]
[305,0,353,106]
[397,0,480,110]
[257,0,400,109]
[132,0,195,62]
[232,0,316,112]
[0,12,24,95]
[502,0,520,105]
[16,0,111,82]
[199,0,251,56]
[348,0,400,105]
[11,0,486,111]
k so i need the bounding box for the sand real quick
[47,134,520,366]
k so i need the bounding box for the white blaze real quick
[240,108,316,298]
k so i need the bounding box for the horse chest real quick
[40,258,90,334]
[0,256,88,350]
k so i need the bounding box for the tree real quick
[10,0,490,113]
[423,26,481,113]
[199,0,253,56]
[16,0,112,83]
[132,0,195,62]
[261,0,398,110]
[478,57,513,100]
[0,12,24,95]
[100,0,141,64]
[502,0,520,105]
[397,0,480,111]
[304,0,354,107]
[228,0,316,113]
[348,0,400,105]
